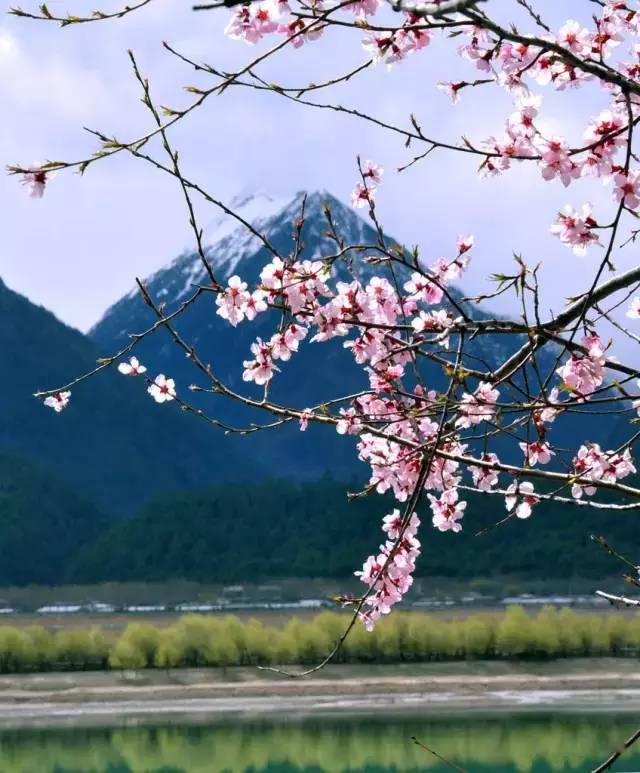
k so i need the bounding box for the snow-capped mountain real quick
[93,190,375,343]
[89,189,617,494]
[90,190,389,483]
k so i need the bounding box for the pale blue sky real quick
[2,1,636,361]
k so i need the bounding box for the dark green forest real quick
[0,451,635,586]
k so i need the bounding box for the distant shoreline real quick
[0,663,638,727]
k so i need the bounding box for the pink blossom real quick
[279,17,324,48]
[437,81,465,103]
[456,382,500,429]
[428,488,467,533]
[356,511,421,630]
[44,391,71,413]
[508,95,542,139]
[458,26,493,72]
[584,109,626,147]
[550,203,600,255]
[557,20,593,56]
[404,272,443,305]
[539,387,562,424]
[539,138,581,187]
[362,32,405,66]
[456,235,474,256]
[519,440,555,466]
[505,481,538,519]
[245,290,268,320]
[242,338,278,385]
[362,160,383,186]
[117,356,147,376]
[216,275,252,326]
[224,2,281,44]
[21,167,52,199]
[469,453,500,491]
[614,170,640,209]
[299,410,311,432]
[571,443,636,498]
[148,374,176,403]
[336,407,363,436]
[351,183,373,209]
[626,297,640,319]
[269,323,307,361]
[347,0,381,15]
[556,333,607,397]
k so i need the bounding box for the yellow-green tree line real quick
[0,606,637,673]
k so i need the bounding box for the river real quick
[0,711,637,771]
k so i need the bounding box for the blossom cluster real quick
[571,443,636,499]
[30,0,640,635]
[355,510,421,630]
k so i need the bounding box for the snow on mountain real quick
[93,189,374,337]
[202,189,296,247]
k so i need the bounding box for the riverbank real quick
[0,659,637,727]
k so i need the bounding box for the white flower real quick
[43,391,71,413]
[148,374,176,403]
[505,481,538,519]
[626,297,640,319]
[117,356,147,376]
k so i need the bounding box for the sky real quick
[2,1,638,361]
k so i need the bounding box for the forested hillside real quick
[0,192,634,587]
[68,478,636,585]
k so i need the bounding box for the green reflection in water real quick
[0,713,638,772]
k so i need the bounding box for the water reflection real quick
[0,713,638,772]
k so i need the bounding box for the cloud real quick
[1,0,637,370]
[0,26,112,119]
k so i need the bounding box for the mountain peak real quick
[91,188,373,334]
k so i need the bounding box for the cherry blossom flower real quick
[356,511,421,630]
[550,203,600,255]
[519,440,555,466]
[351,183,373,209]
[336,407,363,436]
[469,453,500,490]
[148,374,176,403]
[299,409,311,431]
[361,160,383,186]
[428,488,467,532]
[21,167,52,199]
[224,3,279,44]
[404,272,444,305]
[508,95,542,138]
[557,19,593,56]
[505,481,538,519]
[614,170,640,209]
[539,387,562,424]
[44,391,71,413]
[362,32,406,66]
[269,323,307,361]
[571,443,636,499]
[216,275,252,326]
[242,338,278,385]
[437,81,465,103]
[456,382,500,429]
[539,138,581,186]
[117,357,147,376]
[279,17,325,48]
[556,333,607,397]
[456,235,474,256]
[626,297,640,319]
[245,290,268,320]
[347,0,382,16]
